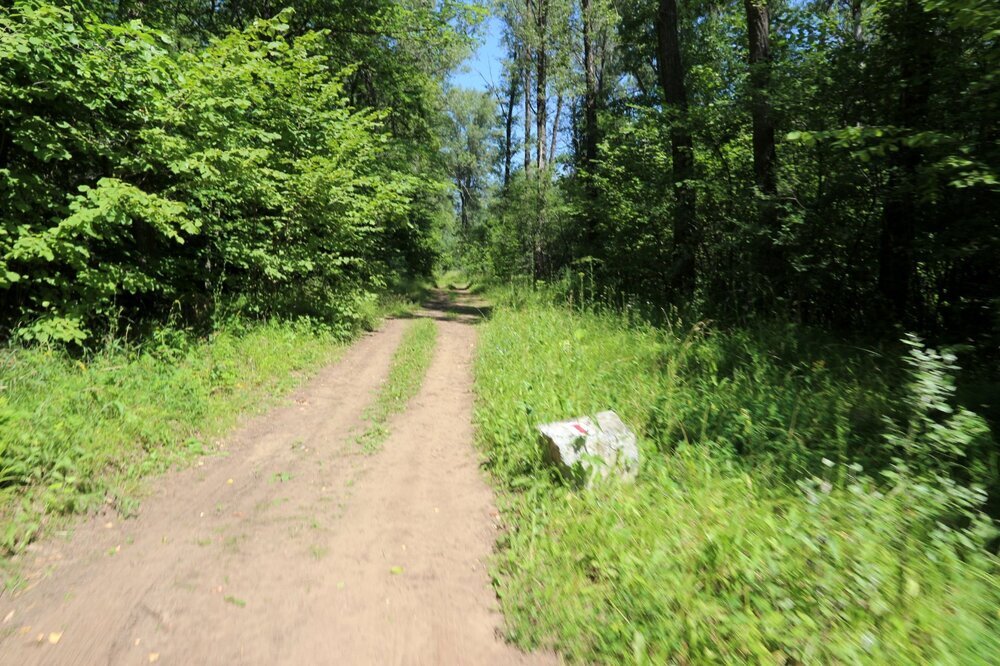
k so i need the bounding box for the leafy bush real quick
[475,290,999,664]
[0,3,437,342]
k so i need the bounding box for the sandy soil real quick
[0,293,556,665]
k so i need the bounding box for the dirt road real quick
[0,293,555,665]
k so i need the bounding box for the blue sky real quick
[449,17,505,91]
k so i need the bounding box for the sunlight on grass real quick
[475,290,1000,664]
[0,321,344,557]
[356,319,438,453]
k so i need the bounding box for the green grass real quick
[475,290,1000,664]
[355,318,438,453]
[0,319,347,558]
[435,269,470,290]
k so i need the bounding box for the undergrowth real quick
[356,318,438,453]
[475,289,1000,664]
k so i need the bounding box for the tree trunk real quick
[851,0,863,44]
[535,2,548,172]
[523,58,533,174]
[878,0,932,322]
[459,179,470,232]
[548,94,562,166]
[581,0,600,248]
[656,0,696,302]
[503,72,518,189]
[581,0,599,172]
[744,0,782,296]
[744,1,777,202]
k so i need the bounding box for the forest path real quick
[0,291,555,665]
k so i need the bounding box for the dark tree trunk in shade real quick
[744,0,783,296]
[523,58,532,174]
[878,0,932,322]
[656,0,697,302]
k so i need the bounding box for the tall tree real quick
[534,0,550,171]
[744,0,781,293]
[499,71,519,189]
[581,0,598,175]
[442,88,500,232]
[877,0,933,321]
[548,94,563,165]
[656,0,696,302]
[523,49,533,172]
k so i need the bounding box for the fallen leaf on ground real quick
[3,610,13,623]
[149,653,159,662]
[227,479,233,485]
[49,632,62,644]
[390,566,404,575]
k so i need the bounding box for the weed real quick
[269,472,293,484]
[355,319,438,453]
[475,292,1000,664]
[222,533,248,554]
[223,595,246,608]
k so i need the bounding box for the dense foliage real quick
[460,0,998,340]
[1,1,470,343]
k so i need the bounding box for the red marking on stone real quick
[573,424,588,435]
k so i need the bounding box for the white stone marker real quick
[537,411,639,486]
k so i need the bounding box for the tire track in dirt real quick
[0,295,556,665]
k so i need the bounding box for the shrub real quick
[0,3,433,342]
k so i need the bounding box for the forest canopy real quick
[452,0,998,343]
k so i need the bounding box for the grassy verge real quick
[474,290,1000,664]
[356,318,438,453]
[0,320,347,558]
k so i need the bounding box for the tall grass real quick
[475,290,1000,664]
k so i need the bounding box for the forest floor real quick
[0,291,555,665]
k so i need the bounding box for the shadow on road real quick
[396,289,492,324]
